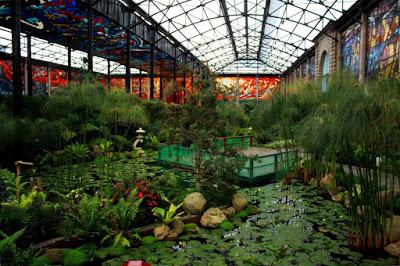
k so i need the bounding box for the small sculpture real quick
[133,128,146,156]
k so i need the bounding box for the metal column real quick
[139,70,142,98]
[107,59,111,92]
[159,75,163,100]
[87,0,94,73]
[126,31,131,94]
[173,56,177,103]
[150,28,155,99]
[359,13,368,83]
[67,45,72,84]
[27,34,33,96]
[12,0,22,115]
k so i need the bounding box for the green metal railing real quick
[157,136,295,182]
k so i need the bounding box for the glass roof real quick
[132,0,357,74]
[0,27,143,75]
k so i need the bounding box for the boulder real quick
[385,242,400,257]
[153,224,170,240]
[200,207,227,228]
[170,219,184,236]
[222,207,236,219]
[43,248,65,264]
[183,192,207,215]
[232,193,247,211]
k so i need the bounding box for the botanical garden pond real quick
[102,182,396,266]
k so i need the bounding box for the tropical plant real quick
[0,227,25,265]
[100,139,113,154]
[296,73,400,250]
[64,194,109,238]
[108,189,143,230]
[0,169,28,201]
[65,143,90,162]
[152,202,184,225]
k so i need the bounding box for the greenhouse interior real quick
[1,0,400,265]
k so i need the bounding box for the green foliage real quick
[62,248,88,266]
[292,73,400,250]
[141,236,157,245]
[217,102,249,136]
[0,169,28,201]
[235,210,250,219]
[108,190,143,230]
[65,143,90,162]
[100,139,113,153]
[201,149,242,206]
[0,227,25,264]
[63,194,109,238]
[31,256,51,266]
[152,202,184,224]
[219,220,234,231]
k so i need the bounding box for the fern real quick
[0,169,29,201]
[0,227,25,257]
[109,190,143,230]
[152,202,184,224]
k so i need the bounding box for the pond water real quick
[103,182,396,266]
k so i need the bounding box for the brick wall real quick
[314,27,341,78]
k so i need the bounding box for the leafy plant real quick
[108,190,143,230]
[0,169,28,201]
[0,227,25,264]
[100,139,113,154]
[64,194,109,238]
[152,202,184,225]
[65,143,90,162]
[62,248,88,266]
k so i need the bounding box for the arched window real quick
[321,51,330,92]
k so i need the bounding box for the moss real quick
[62,249,87,266]
[219,220,234,231]
[183,223,198,233]
[142,236,157,245]
[96,246,126,259]
[235,210,249,219]
[31,256,51,266]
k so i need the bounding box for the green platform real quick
[157,136,295,183]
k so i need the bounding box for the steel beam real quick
[27,34,33,96]
[126,31,131,93]
[150,29,155,99]
[68,45,72,84]
[219,0,238,59]
[12,0,22,115]
[257,0,271,60]
[87,0,94,73]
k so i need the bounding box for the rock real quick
[320,173,337,196]
[385,242,400,257]
[43,248,65,264]
[232,193,247,211]
[153,224,170,240]
[165,231,179,240]
[183,192,207,215]
[222,207,236,219]
[332,192,345,203]
[170,219,184,235]
[200,207,227,228]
